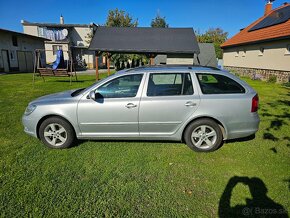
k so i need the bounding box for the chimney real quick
[264,1,273,16]
[60,15,64,24]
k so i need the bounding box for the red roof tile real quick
[221,3,290,48]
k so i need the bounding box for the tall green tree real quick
[151,14,169,28]
[196,28,228,59]
[105,9,146,69]
[106,8,138,27]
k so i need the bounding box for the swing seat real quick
[33,49,78,85]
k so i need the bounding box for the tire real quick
[184,118,223,152]
[39,117,76,149]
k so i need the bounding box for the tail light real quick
[251,94,259,112]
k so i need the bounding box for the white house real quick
[221,2,290,83]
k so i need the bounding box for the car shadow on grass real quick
[225,134,256,143]
[218,176,289,218]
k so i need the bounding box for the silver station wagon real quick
[23,66,260,152]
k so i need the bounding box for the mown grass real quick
[0,73,289,217]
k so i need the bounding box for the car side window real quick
[97,74,143,98]
[196,73,245,94]
[147,73,194,96]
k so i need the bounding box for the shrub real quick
[268,75,277,83]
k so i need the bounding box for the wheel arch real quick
[36,114,76,139]
[182,116,227,142]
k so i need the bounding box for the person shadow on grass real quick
[218,176,288,218]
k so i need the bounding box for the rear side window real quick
[147,73,193,96]
[196,73,245,94]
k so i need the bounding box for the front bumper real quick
[22,115,38,138]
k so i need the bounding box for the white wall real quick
[223,39,290,71]
[70,27,92,47]
[23,25,38,37]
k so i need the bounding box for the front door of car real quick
[77,74,144,137]
[139,72,200,136]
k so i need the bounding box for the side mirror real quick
[89,90,96,100]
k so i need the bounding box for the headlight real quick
[24,104,37,115]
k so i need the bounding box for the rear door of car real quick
[139,71,200,136]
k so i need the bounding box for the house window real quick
[12,36,18,47]
[285,45,290,55]
[259,47,264,56]
[235,51,239,57]
[52,45,63,55]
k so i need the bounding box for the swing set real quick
[33,49,77,84]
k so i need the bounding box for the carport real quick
[88,26,200,80]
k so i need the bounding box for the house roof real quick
[221,3,290,48]
[0,28,48,41]
[21,20,96,28]
[89,26,200,55]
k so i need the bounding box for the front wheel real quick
[184,119,223,152]
[39,117,76,149]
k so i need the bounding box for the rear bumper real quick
[226,113,260,140]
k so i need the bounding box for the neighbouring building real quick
[221,2,290,83]
[22,16,98,69]
[0,28,46,73]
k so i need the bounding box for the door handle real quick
[185,101,197,107]
[125,103,137,109]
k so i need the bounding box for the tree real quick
[151,14,169,28]
[106,8,138,27]
[105,9,143,69]
[196,28,228,59]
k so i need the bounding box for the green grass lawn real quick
[0,73,289,217]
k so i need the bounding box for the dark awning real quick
[89,26,200,55]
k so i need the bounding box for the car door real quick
[139,72,200,136]
[77,73,144,137]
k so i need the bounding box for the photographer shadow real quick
[218,176,288,217]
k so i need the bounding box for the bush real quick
[268,75,277,83]
[282,82,290,88]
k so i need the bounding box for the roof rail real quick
[126,64,221,71]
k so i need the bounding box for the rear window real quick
[196,73,245,94]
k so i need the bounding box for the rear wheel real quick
[184,119,223,152]
[39,117,76,149]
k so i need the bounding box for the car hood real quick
[30,89,78,104]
